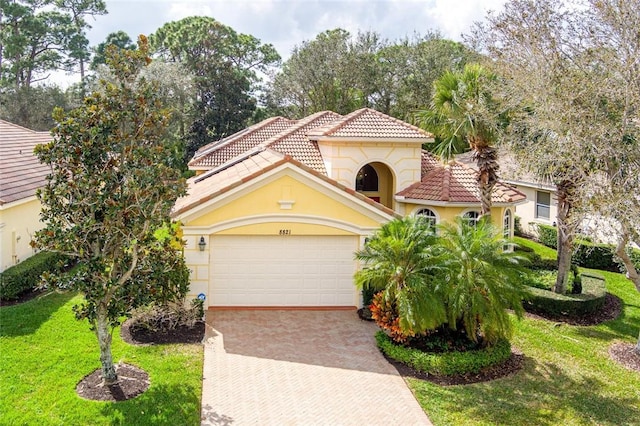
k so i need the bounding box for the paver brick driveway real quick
[201,310,432,425]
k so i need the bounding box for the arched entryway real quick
[355,162,394,209]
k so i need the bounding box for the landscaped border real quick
[375,330,512,376]
[524,272,607,317]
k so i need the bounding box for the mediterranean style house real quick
[172,108,526,308]
[0,120,51,272]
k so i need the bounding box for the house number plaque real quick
[279,229,291,235]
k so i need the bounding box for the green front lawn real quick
[409,240,640,425]
[0,292,203,425]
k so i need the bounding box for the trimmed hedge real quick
[0,251,68,300]
[375,330,512,376]
[572,243,618,272]
[523,272,606,317]
[531,224,640,272]
[536,224,558,249]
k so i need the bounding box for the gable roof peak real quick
[307,107,434,140]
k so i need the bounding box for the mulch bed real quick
[0,288,49,307]
[120,319,205,345]
[368,293,622,386]
[524,292,622,326]
[75,321,204,402]
[609,342,640,373]
[76,363,150,401]
[386,349,526,386]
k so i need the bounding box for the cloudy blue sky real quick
[86,0,507,57]
[52,0,508,85]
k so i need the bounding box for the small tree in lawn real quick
[33,35,187,385]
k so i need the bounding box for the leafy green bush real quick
[534,223,558,249]
[523,272,606,316]
[0,251,69,300]
[375,331,512,375]
[514,215,524,237]
[572,242,618,271]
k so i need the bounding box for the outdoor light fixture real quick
[198,236,206,251]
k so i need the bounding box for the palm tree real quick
[435,217,528,345]
[414,63,501,219]
[354,216,446,338]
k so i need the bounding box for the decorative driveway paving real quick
[201,310,432,425]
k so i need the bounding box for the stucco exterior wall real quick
[508,184,557,235]
[0,197,43,272]
[317,140,423,194]
[400,202,507,228]
[177,169,393,302]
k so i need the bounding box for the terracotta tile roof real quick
[0,120,52,205]
[455,150,555,188]
[421,150,440,175]
[189,116,296,168]
[308,108,433,140]
[173,148,399,219]
[265,111,342,174]
[398,159,526,204]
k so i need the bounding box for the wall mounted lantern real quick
[198,236,207,251]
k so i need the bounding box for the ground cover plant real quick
[0,292,203,425]
[407,238,640,425]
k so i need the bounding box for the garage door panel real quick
[210,235,358,307]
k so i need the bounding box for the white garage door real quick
[210,235,359,307]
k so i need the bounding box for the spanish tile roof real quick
[188,108,433,175]
[308,108,433,140]
[189,116,296,168]
[266,111,341,174]
[455,150,555,188]
[0,120,52,205]
[421,150,440,175]
[398,159,526,204]
[173,148,399,218]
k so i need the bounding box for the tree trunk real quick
[474,144,499,220]
[636,330,640,355]
[478,170,494,219]
[94,307,117,385]
[554,181,574,294]
[614,230,640,292]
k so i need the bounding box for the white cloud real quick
[49,0,512,87]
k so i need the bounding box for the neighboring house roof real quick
[173,148,399,218]
[455,150,555,190]
[0,120,51,205]
[397,158,527,205]
[307,108,433,140]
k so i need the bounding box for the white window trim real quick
[535,191,551,220]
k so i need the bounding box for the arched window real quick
[355,164,378,191]
[416,208,437,229]
[503,209,512,238]
[463,210,480,227]
[503,209,514,251]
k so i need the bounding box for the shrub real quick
[527,252,558,271]
[376,331,512,375]
[362,286,377,306]
[369,292,413,344]
[572,242,618,272]
[129,300,203,333]
[514,215,524,237]
[0,251,69,300]
[523,272,606,316]
[534,224,558,249]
